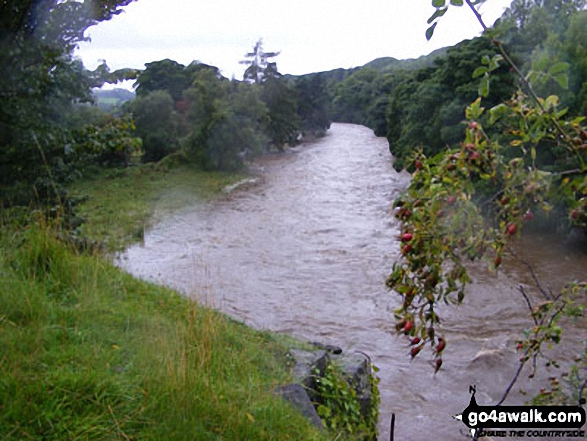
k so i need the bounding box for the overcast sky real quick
[75,0,514,83]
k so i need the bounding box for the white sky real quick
[76,0,514,83]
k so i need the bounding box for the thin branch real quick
[518,285,538,326]
[496,353,529,406]
[511,250,552,299]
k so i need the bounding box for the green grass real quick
[69,164,248,251]
[0,219,326,440]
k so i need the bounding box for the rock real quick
[310,341,343,354]
[333,352,374,418]
[289,349,329,402]
[276,384,324,429]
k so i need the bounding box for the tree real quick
[261,76,300,150]
[294,75,332,137]
[134,59,191,102]
[128,90,183,162]
[240,39,281,84]
[184,70,269,171]
[390,0,586,422]
[0,0,137,205]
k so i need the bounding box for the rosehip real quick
[401,233,413,242]
[410,337,421,346]
[435,337,446,354]
[434,357,443,374]
[402,244,413,254]
[415,160,423,170]
[523,210,534,221]
[506,223,517,235]
[410,346,421,358]
[470,122,478,130]
[404,320,414,333]
[494,256,502,268]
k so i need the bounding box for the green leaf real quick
[553,73,569,90]
[472,66,488,79]
[478,73,490,98]
[427,7,448,24]
[432,0,446,7]
[426,22,438,41]
[548,62,569,76]
[489,103,508,125]
[450,0,464,5]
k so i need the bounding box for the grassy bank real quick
[69,163,249,252]
[0,218,326,440]
[0,164,327,440]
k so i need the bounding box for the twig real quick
[518,285,538,326]
[511,250,552,299]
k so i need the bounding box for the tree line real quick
[0,3,330,208]
[302,0,587,176]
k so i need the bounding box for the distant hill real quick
[93,88,135,110]
[284,47,448,83]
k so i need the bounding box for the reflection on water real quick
[118,123,586,440]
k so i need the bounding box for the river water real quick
[118,123,586,440]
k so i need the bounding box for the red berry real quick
[571,209,580,220]
[434,357,443,374]
[436,337,446,354]
[516,342,524,351]
[404,320,414,333]
[415,160,423,170]
[470,122,478,130]
[402,244,413,255]
[410,346,421,358]
[506,223,517,235]
[401,233,413,242]
[410,337,421,346]
[523,210,534,221]
[494,256,502,268]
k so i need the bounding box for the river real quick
[118,123,586,440]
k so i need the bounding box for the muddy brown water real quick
[118,123,586,440]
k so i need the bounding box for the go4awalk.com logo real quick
[453,386,586,438]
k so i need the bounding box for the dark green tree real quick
[134,59,191,102]
[261,76,300,150]
[0,0,136,204]
[128,90,183,162]
[184,70,268,171]
[294,75,332,137]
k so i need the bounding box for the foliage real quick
[184,71,269,171]
[0,219,327,440]
[386,36,516,171]
[261,76,301,150]
[293,75,332,137]
[0,0,138,205]
[388,0,587,410]
[315,363,379,441]
[127,90,183,162]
